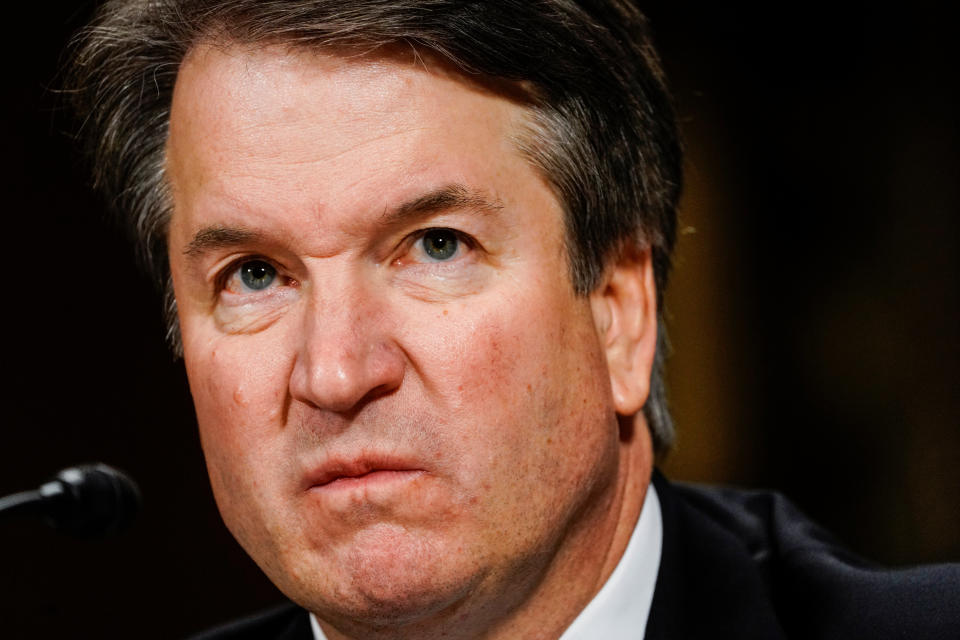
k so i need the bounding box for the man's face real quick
[167,44,627,630]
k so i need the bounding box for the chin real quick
[285,523,485,629]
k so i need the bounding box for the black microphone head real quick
[39,463,141,538]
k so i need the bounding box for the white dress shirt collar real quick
[311,485,662,640]
[558,483,661,640]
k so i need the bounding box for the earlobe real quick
[590,247,658,417]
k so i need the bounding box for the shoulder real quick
[186,602,312,640]
[654,473,960,639]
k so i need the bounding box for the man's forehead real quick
[172,38,534,130]
[164,39,562,257]
[167,40,535,188]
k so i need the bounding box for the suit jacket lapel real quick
[644,471,788,639]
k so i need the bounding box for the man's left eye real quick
[419,229,461,261]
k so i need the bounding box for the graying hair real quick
[67,0,682,453]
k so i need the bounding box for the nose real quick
[288,278,405,414]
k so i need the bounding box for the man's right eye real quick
[223,259,278,293]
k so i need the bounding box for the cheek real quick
[183,334,291,494]
[461,293,607,417]
[419,289,615,484]
[186,335,286,423]
[436,300,618,562]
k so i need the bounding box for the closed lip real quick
[303,455,425,491]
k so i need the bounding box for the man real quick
[68,1,958,639]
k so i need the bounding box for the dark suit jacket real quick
[188,472,960,639]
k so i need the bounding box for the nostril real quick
[358,380,403,406]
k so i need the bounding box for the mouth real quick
[305,457,426,492]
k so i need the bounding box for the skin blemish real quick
[233,386,250,407]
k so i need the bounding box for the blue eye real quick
[421,229,459,261]
[239,260,276,290]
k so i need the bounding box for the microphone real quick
[0,463,141,538]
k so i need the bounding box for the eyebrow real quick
[183,226,260,259]
[182,183,502,260]
[381,183,503,226]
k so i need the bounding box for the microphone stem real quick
[0,489,44,520]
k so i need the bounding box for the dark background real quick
[2,1,956,637]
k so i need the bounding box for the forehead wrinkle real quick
[284,126,432,171]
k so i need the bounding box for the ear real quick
[589,247,658,417]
